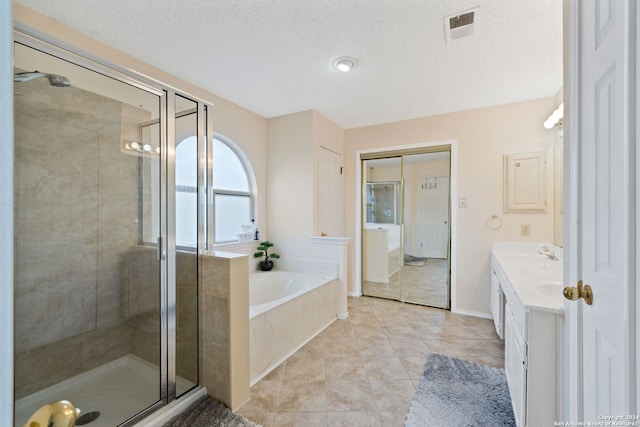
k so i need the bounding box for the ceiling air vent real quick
[444,8,478,42]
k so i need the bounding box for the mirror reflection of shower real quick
[14,71,71,87]
[366,182,399,224]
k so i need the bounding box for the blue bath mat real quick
[405,353,515,427]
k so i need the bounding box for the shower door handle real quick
[157,237,166,261]
[23,400,80,427]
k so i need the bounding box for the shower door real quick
[13,40,167,426]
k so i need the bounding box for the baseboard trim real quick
[452,308,493,319]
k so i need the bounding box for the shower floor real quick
[14,354,195,427]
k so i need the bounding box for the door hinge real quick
[340,166,343,175]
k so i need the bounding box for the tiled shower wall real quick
[14,77,152,397]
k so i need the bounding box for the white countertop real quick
[492,242,564,314]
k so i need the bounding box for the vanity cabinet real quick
[491,244,563,427]
[504,300,527,424]
[490,267,504,339]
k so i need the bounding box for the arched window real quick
[175,134,255,246]
[212,135,255,243]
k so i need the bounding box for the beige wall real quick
[266,110,344,256]
[266,111,314,244]
[345,97,557,315]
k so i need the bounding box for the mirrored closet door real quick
[361,148,451,309]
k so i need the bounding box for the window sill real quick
[210,240,259,252]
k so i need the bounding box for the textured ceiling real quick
[14,0,563,129]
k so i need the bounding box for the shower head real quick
[14,71,71,87]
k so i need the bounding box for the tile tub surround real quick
[238,296,504,427]
[250,273,337,385]
[200,251,250,411]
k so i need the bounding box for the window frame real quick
[210,134,257,245]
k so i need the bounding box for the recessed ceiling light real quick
[332,57,357,72]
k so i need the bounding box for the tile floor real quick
[237,296,504,427]
[363,258,450,309]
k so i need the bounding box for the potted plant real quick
[254,241,280,271]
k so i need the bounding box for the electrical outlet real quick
[521,224,531,237]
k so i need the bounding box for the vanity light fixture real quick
[122,140,160,157]
[544,103,564,129]
[332,57,357,72]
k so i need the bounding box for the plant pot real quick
[259,259,274,271]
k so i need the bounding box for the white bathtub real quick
[249,270,337,384]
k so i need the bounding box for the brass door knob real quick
[563,280,593,305]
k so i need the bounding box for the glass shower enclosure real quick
[13,34,205,426]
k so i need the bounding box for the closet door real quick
[361,150,451,310]
[361,157,402,300]
[400,152,451,309]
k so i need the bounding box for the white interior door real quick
[318,146,342,236]
[573,0,636,420]
[418,176,449,258]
